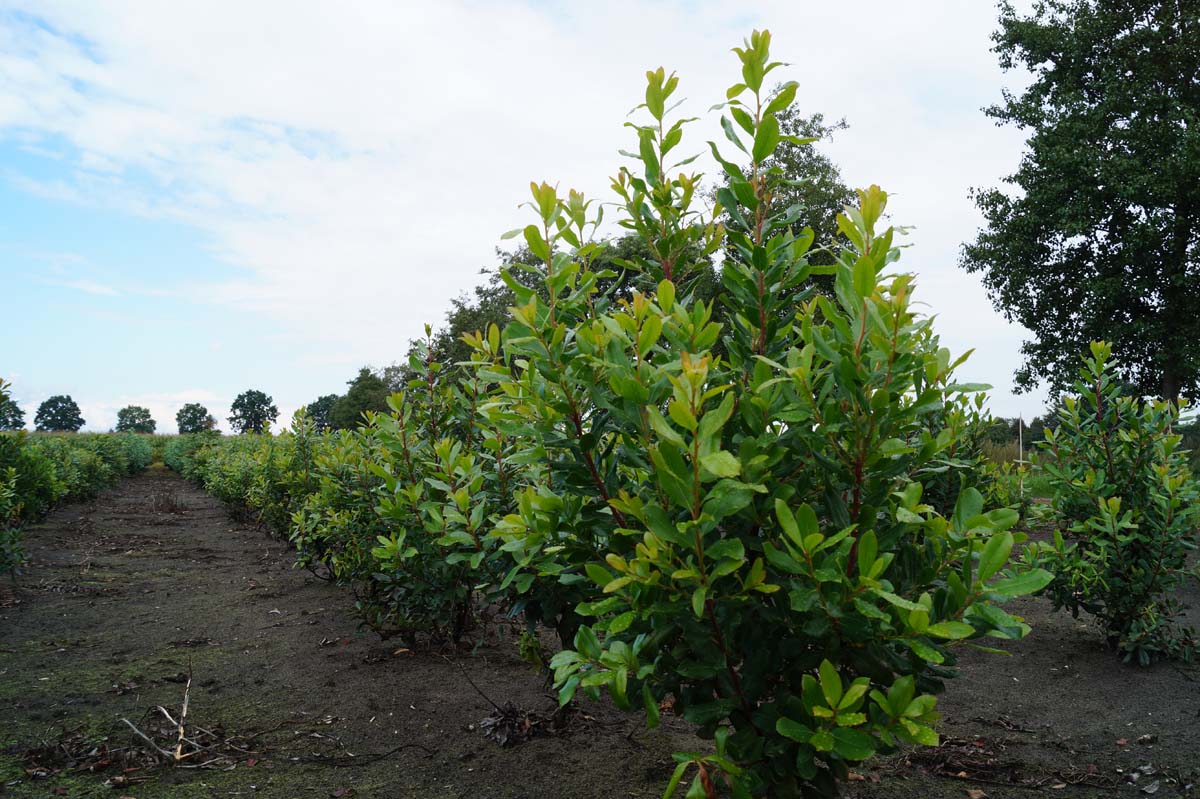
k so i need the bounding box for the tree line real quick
[0,391,279,435]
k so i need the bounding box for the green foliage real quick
[0,421,152,577]
[163,30,1053,797]
[0,391,24,431]
[35,395,84,432]
[329,368,390,430]
[303,394,339,431]
[115,405,156,434]
[414,235,717,373]
[1032,342,1200,664]
[228,389,278,434]
[490,33,1048,796]
[176,403,217,434]
[366,332,519,640]
[0,465,25,577]
[0,380,24,576]
[962,0,1200,401]
[719,103,853,282]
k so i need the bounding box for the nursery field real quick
[1,469,1197,798]
[5,13,1200,799]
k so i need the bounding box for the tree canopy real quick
[228,390,278,434]
[329,369,390,430]
[115,405,156,433]
[721,104,855,272]
[962,0,1200,401]
[35,395,85,432]
[416,234,717,370]
[176,403,217,434]
[303,394,340,431]
[0,392,24,431]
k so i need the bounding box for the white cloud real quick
[0,0,1048,417]
[45,277,120,296]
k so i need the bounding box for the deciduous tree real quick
[329,369,389,430]
[176,403,217,434]
[962,0,1200,401]
[34,395,84,432]
[115,405,156,433]
[228,390,278,434]
[0,391,24,431]
[303,394,340,431]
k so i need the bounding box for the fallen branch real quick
[298,741,435,767]
[119,718,175,762]
[443,655,503,713]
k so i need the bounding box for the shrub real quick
[488,33,1052,797]
[290,427,385,587]
[0,466,25,577]
[365,328,520,639]
[0,423,153,577]
[1033,342,1200,664]
[161,30,1055,798]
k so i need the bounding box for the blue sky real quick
[2,144,304,430]
[0,0,1048,432]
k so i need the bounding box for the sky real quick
[0,0,1049,433]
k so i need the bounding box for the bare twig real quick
[298,741,435,767]
[120,718,175,761]
[443,656,502,713]
[174,665,193,762]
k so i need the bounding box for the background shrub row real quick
[0,425,154,575]
[160,36,1057,794]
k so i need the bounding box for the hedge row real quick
[0,429,154,575]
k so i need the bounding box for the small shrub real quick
[0,466,26,577]
[1034,342,1200,664]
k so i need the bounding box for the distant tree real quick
[228,390,278,434]
[716,104,854,292]
[329,369,390,430]
[962,0,1200,401]
[303,394,340,431]
[0,392,24,431]
[419,246,545,369]
[378,364,407,393]
[417,235,718,371]
[176,403,217,434]
[115,405,156,433]
[757,106,856,268]
[35,395,84,432]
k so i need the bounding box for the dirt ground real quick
[2,468,1198,798]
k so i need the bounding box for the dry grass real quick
[981,439,1022,465]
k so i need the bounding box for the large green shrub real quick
[163,31,1055,798]
[484,33,1052,797]
[1033,342,1200,664]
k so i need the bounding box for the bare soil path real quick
[0,467,688,798]
[2,467,1198,798]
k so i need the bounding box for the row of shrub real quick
[0,381,155,576]
[166,33,1200,797]
[160,32,1074,798]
